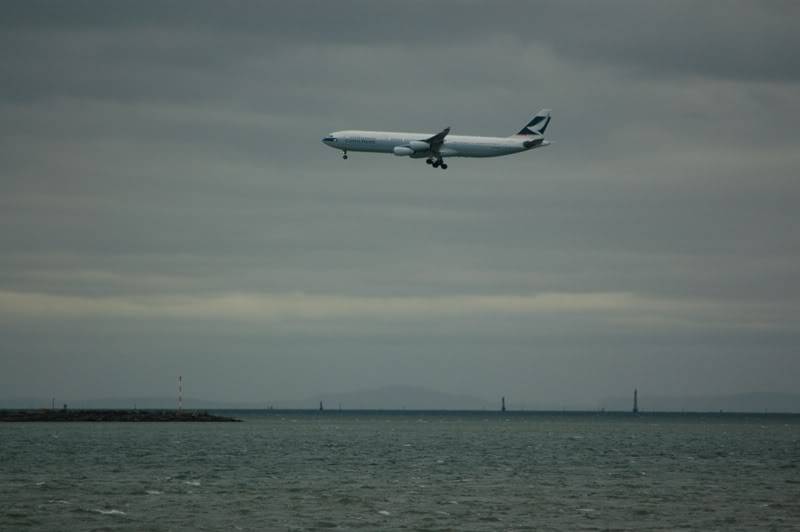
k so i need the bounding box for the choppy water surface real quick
[1,412,799,531]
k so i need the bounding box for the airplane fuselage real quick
[323,130,549,159]
[321,109,552,169]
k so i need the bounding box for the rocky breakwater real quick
[0,409,241,422]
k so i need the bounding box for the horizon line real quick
[3,407,799,415]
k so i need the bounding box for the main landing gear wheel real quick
[426,158,433,165]
[431,158,447,169]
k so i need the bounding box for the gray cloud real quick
[5,1,799,82]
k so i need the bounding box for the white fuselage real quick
[322,130,549,159]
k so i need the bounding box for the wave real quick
[94,509,126,516]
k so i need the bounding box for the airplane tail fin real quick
[516,109,551,136]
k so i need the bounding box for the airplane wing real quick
[424,127,450,153]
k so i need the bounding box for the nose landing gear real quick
[342,150,348,160]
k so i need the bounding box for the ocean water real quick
[1,411,799,531]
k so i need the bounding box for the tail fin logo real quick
[517,109,551,136]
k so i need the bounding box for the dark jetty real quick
[0,409,241,422]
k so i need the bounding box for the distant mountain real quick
[0,388,495,411]
[279,385,496,410]
[600,392,800,413]
[5,390,797,412]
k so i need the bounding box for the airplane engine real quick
[393,146,414,156]
[408,140,430,152]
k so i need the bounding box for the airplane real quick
[321,109,551,169]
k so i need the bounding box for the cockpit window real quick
[323,136,337,142]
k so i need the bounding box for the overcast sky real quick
[1,1,798,408]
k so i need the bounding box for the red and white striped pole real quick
[178,375,182,412]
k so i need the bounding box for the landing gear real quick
[343,150,348,160]
[430,158,447,170]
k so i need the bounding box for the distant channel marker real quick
[0,409,241,422]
